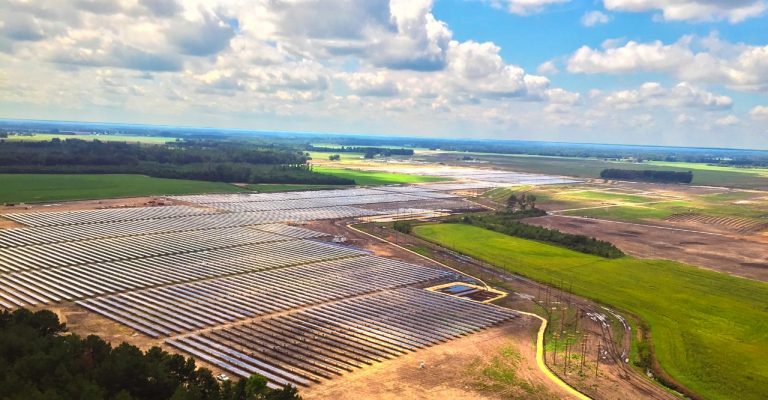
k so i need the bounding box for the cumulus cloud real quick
[444,40,550,99]
[603,0,767,23]
[567,35,768,92]
[139,0,181,18]
[168,10,237,56]
[500,0,572,15]
[715,114,740,126]
[537,60,558,75]
[599,82,733,112]
[581,10,611,26]
[344,72,400,97]
[750,105,768,120]
[1,0,765,148]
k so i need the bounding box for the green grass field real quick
[306,151,368,163]
[0,174,244,203]
[313,166,448,185]
[413,223,768,400]
[5,134,177,144]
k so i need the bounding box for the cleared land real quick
[303,319,565,400]
[5,133,177,144]
[243,183,348,192]
[413,223,768,400]
[0,174,244,203]
[485,183,768,231]
[525,215,768,282]
[419,152,768,189]
[313,166,448,185]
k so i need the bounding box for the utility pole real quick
[595,343,601,378]
[552,333,558,365]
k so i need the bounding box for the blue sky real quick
[0,0,767,148]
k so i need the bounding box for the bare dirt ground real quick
[0,196,178,215]
[525,215,768,282]
[302,319,569,400]
[49,302,231,377]
[311,221,676,400]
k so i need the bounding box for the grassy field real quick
[5,134,177,144]
[0,174,244,203]
[413,223,768,400]
[313,166,448,185]
[306,151,368,163]
[243,183,348,192]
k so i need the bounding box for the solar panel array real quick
[0,227,292,273]
[171,188,388,204]
[0,213,325,248]
[78,257,453,338]
[0,184,524,389]
[167,287,516,387]
[201,194,441,213]
[0,240,363,308]
[3,205,215,227]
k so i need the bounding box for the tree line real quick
[0,308,300,400]
[456,211,625,259]
[0,139,353,185]
[600,169,693,184]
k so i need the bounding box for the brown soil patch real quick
[302,318,570,400]
[525,215,768,282]
[0,196,181,216]
[0,219,24,229]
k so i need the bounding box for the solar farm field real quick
[0,185,524,392]
[413,223,768,400]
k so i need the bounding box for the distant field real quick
[486,184,768,222]
[5,134,177,144]
[0,174,244,203]
[422,153,768,189]
[244,183,348,192]
[313,166,448,185]
[306,151,367,163]
[414,223,768,400]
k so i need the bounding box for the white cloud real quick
[496,0,571,15]
[0,0,766,149]
[344,72,400,97]
[749,105,768,120]
[600,82,733,110]
[567,35,768,92]
[715,114,740,126]
[581,10,611,26]
[537,60,558,75]
[603,0,767,23]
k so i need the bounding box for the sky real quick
[1,0,767,149]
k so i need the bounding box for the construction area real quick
[0,183,533,392]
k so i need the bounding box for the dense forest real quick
[457,211,625,258]
[0,309,300,400]
[0,140,353,185]
[600,169,693,183]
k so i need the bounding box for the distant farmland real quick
[0,174,245,203]
[313,166,448,185]
[414,223,768,400]
[5,133,177,144]
[420,152,768,189]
